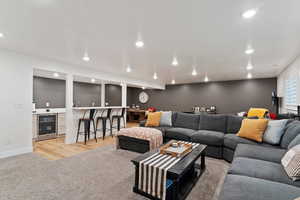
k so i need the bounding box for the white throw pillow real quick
[282,144,300,181]
[159,111,172,127]
[263,119,288,145]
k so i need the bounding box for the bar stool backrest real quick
[101,108,112,118]
[89,109,96,119]
[82,109,96,119]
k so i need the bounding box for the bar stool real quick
[112,107,126,131]
[96,108,113,139]
[76,109,97,144]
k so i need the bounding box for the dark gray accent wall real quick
[73,82,101,107]
[105,84,122,106]
[33,76,66,108]
[128,78,277,114]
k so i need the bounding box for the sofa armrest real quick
[139,120,146,127]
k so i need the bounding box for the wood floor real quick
[33,122,139,160]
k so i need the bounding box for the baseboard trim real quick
[0,146,33,159]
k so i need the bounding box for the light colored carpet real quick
[0,145,229,200]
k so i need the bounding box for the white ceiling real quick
[1,0,300,85]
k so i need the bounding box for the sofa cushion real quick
[229,157,300,188]
[219,174,300,200]
[226,115,243,134]
[152,126,172,137]
[224,134,257,150]
[191,130,224,146]
[234,144,286,163]
[281,120,300,149]
[165,128,196,141]
[173,112,200,130]
[263,119,288,145]
[199,114,227,132]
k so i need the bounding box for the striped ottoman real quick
[116,127,163,153]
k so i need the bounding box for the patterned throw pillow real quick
[282,144,300,181]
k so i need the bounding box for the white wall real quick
[277,55,300,113]
[0,48,165,158]
[0,50,33,158]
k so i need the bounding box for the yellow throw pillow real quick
[247,108,269,119]
[237,119,269,142]
[145,112,162,127]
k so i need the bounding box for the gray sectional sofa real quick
[141,112,300,200]
[142,112,280,162]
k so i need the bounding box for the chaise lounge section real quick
[219,143,300,200]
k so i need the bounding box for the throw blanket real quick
[138,141,199,200]
[116,127,163,150]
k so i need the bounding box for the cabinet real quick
[57,113,65,135]
[32,113,66,139]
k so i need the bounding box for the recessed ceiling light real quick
[135,40,144,48]
[142,86,145,90]
[245,47,255,55]
[246,60,253,70]
[242,9,257,19]
[192,69,197,76]
[82,52,90,62]
[171,79,176,84]
[0,32,4,38]
[247,73,252,79]
[91,78,96,83]
[126,65,132,72]
[204,76,209,82]
[53,72,59,77]
[153,72,158,80]
[135,33,144,48]
[172,57,178,66]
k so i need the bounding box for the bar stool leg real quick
[96,118,100,133]
[87,121,91,140]
[117,118,121,131]
[92,120,97,142]
[76,120,81,143]
[109,118,113,137]
[102,119,107,139]
[84,121,88,145]
[122,116,126,128]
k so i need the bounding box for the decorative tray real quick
[160,141,192,158]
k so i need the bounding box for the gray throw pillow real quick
[160,111,172,127]
[263,119,288,145]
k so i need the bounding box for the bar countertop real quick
[72,106,127,110]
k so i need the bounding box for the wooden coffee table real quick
[131,141,207,200]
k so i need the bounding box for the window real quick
[285,78,298,106]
